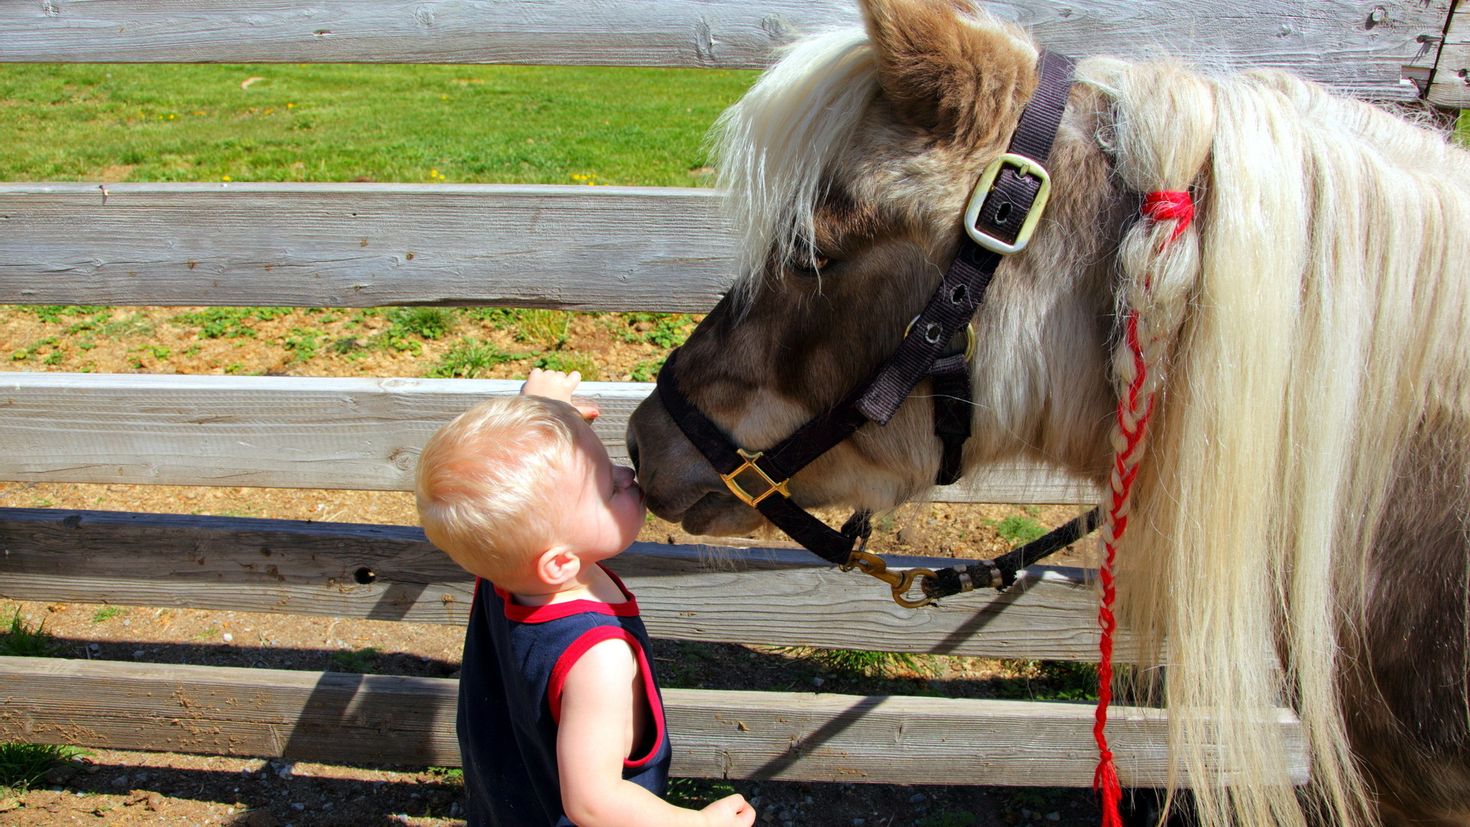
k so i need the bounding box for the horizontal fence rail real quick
[0,184,732,311]
[0,657,1307,787]
[0,508,1124,661]
[0,0,1453,104]
[0,373,1101,504]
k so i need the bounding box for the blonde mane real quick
[1090,60,1470,826]
[710,28,878,304]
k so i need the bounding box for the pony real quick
[624,0,1470,824]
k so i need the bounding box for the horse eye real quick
[787,252,832,277]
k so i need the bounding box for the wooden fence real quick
[3,0,1463,794]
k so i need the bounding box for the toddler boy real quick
[416,368,756,827]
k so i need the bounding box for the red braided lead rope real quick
[1094,190,1194,827]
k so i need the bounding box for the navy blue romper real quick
[457,566,671,826]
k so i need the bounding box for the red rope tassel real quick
[1094,189,1194,827]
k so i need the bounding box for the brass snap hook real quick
[844,550,937,609]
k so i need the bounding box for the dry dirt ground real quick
[1,307,1107,827]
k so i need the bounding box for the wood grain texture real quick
[0,0,1448,102]
[0,656,1307,787]
[0,373,1101,504]
[1427,2,1468,107]
[0,508,1132,661]
[0,184,733,312]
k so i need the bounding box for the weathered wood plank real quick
[0,0,1446,102]
[1426,1,1469,107]
[0,508,1126,661]
[0,184,732,312]
[0,373,1101,505]
[0,656,1307,787]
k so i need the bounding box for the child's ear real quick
[534,545,581,587]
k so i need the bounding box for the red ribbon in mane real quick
[1094,189,1194,827]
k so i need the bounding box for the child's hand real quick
[521,368,599,421]
[700,793,755,827]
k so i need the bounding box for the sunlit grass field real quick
[0,63,756,377]
[0,63,754,185]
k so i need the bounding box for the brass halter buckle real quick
[844,550,937,609]
[962,152,1052,255]
[720,448,791,507]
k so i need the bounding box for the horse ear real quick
[859,0,1037,144]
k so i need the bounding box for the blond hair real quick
[415,395,586,582]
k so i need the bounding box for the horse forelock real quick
[711,27,878,310]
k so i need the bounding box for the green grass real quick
[0,742,85,792]
[993,515,1047,545]
[0,64,754,186]
[90,606,124,624]
[0,610,57,657]
[789,647,932,679]
[428,337,524,379]
[329,646,381,673]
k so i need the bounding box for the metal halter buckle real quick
[962,152,1052,255]
[720,448,790,507]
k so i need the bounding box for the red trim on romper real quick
[494,564,639,623]
[547,627,668,770]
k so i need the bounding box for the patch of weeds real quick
[0,610,58,657]
[426,766,464,784]
[329,336,368,357]
[464,306,520,328]
[428,338,521,378]
[329,646,381,673]
[11,336,59,362]
[993,660,1098,702]
[172,307,290,339]
[994,514,1047,545]
[534,351,599,380]
[90,606,124,624]
[223,362,247,375]
[790,647,931,679]
[99,313,155,339]
[615,312,695,348]
[513,309,570,349]
[387,307,456,341]
[628,357,666,382]
[282,327,322,362]
[0,742,86,791]
[63,309,114,334]
[191,625,222,642]
[665,778,739,809]
[22,305,107,325]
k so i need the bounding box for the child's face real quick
[550,419,646,561]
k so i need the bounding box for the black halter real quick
[656,51,1099,607]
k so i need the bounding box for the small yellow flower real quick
[222,175,232,182]
[286,102,295,109]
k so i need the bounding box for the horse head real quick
[627,0,1123,537]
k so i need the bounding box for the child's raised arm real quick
[556,640,755,827]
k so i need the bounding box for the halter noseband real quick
[656,51,1097,607]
